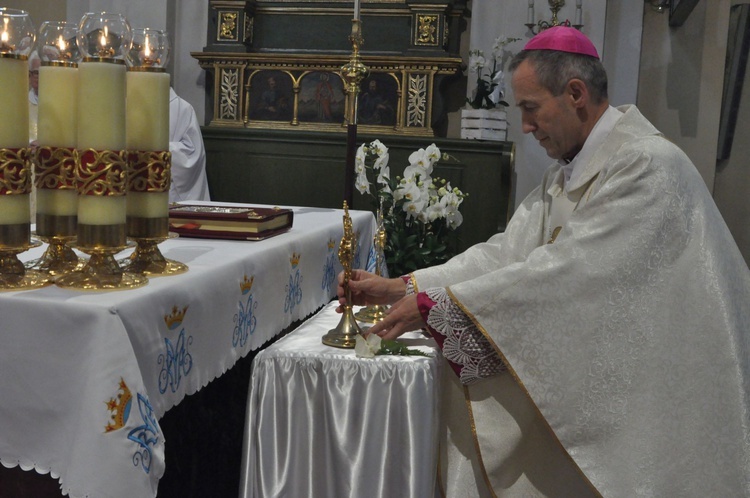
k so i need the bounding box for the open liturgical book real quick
[168,204,294,240]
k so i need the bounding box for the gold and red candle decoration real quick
[0,8,35,248]
[125,28,171,239]
[35,21,80,238]
[0,148,32,248]
[75,12,132,248]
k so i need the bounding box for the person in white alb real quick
[338,27,750,497]
[169,88,211,202]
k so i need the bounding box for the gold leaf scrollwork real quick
[407,74,427,127]
[219,12,238,41]
[0,147,31,195]
[76,149,129,196]
[34,146,77,190]
[415,15,438,46]
[220,67,239,120]
[128,151,172,193]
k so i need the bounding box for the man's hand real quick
[336,269,406,309]
[364,294,425,341]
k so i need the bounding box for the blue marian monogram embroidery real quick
[321,239,336,293]
[159,306,194,394]
[128,393,160,474]
[234,275,258,348]
[285,252,303,313]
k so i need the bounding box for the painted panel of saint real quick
[357,74,398,126]
[298,72,346,123]
[248,70,294,122]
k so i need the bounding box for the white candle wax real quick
[528,6,535,25]
[38,64,78,147]
[575,6,583,25]
[0,57,29,147]
[77,60,126,151]
[78,195,126,225]
[0,195,31,224]
[354,0,360,20]
[126,69,170,218]
[126,70,170,151]
[77,59,126,227]
[36,189,78,216]
[126,191,169,218]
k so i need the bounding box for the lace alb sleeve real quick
[418,287,505,385]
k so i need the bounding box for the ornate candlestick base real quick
[25,235,84,275]
[354,304,388,323]
[322,303,364,349]
[119,232,187,277]
[0,240,53,291]
[55,243,148,291]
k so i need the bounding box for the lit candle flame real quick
[0,18,11,52]
[144,36,151,57]
[99,26,108,48]
[57,35,66,52]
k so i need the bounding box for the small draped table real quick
[240,301,443,498]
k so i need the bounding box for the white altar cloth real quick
[0,203,376,498]
[240,301,442,498]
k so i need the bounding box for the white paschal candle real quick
[126,68,170,218]
[37,62,79,218]
[0,55,30,226]
[77,58,127,226]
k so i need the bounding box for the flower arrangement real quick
[466,35,521,110]
[355,140,467,277]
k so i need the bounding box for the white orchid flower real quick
[468,53,486,73]
[425,144,441,165]
[370,139,388,157]
[446,206,463,229]
[355,332,382,358]
[373,152,390,172]
[355,171,370,195]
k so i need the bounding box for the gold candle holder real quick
[121,150,187,276]
[29,145,84,275]
[0,147,52,290]
[355,201,389,323]
[322,202,364,348]
[55,148,148,290]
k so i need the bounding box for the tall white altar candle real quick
[37,63,79,220]
[354,0,360,20]
[77,58,127,226]
[0,55,30,227]
[0,57,28,147]
[38,64,78,147]
[126,70,169,151]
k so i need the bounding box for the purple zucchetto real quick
[523,26,599,59]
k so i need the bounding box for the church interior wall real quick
[10,0,750,264]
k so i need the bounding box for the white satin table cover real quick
[240,301,443,498]
[0,203,376,498]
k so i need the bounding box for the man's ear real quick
[566,78,587,108]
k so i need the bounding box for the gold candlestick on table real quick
[55,12,148,291]
[0,148,51,291]
[340,18,368,207]
[121,29,186,277]
[28,21,84,275]
[322,202,364,348]
[355,201,388,323]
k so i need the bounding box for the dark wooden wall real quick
[202,127,515,253]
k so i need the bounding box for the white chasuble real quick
[415,105,750,497]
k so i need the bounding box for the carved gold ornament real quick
[416,15,438,46]
[34,146,77,190]
[128,151,172,193]
[219,12,239,41]
[0,147,31,195]
[76,149,129,196]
